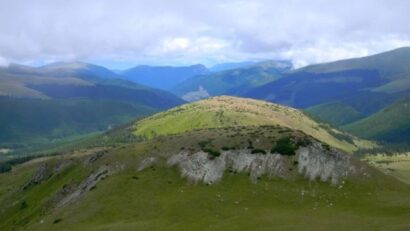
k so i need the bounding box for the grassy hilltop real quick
[133,96,374,152]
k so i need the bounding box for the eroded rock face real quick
[57,165,112,207]
[83,150,107,166]
[165,150,292,184]
[167,152,225,184]
[137,157,157,171]
[297,143,353,185]
[23,163,50,190]
[53,159,73,173]
[139,142,355,185]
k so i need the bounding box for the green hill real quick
[1,96,409,231]
[0,123,409,230]
[133,96,374,152]
[343,98,410,142]
[305,102,364,126]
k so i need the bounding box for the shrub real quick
[0,163,12,173]
[203,148,221,159]
[198,140,211,148]
[53,218,63,224]
[19,201,28,210]
[322,143,331,151]
[296,137,312,147]
[271,137,297,156]
[247,140,254,149]
[251,149,266,154]
[328,130,354,144]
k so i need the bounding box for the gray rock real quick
[22,163,49,190]
[83,150,107,166]
[296,143,353,185]
[137,157,158,171]
[158,142,356,185]
[57,165,111,207]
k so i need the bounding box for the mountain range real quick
[2,47,410,153]
[172,60,292,101]
[242,47,410,142]
[0,62,183,150]
[120,64,209,90]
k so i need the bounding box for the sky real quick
[1,0,410,69]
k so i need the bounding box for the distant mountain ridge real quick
[0,62,182,103]
[3,48,410,144]
[120,64,209,90]
[0,62,184,148]
[209,61,257,72]
[242,47,410,143]
[3,61,120,80]
[172,60,292,101]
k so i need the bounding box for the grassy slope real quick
[305,102,364,126]
[343,98,410,142]
[363,153,410,185]
[25,168,410,231]
[0,129,409,231]
[133,96,374,153]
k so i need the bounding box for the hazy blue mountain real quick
[0,62,184,148]
[245,47,410,117]
[39,62,120,79]
[241,48,410,143]
[120,64,209,90]
[209,61,258,72]
[172,60,292,101]
[0,62,182,104]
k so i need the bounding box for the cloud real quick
[0,0,410,68]
[0,56,8,67]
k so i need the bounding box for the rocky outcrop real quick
[53,159,73,173]
[297,143,353,185]
[182,86,210,102]
[83,150,107,166]
[137,157,157,171]
[165,150,291,184]
[139,142,355,185]
[57,165,112,207]
[22,163,50,190]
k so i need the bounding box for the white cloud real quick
[0,56,8,67]
[0,0,410,67]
